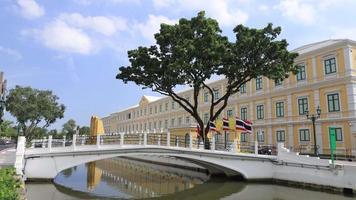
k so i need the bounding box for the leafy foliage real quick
[62,119,77,138]
[0,167,21,200]
[0,120,17,138]
[5,86,65,141]
[117,11,298,147]
[79,126,90,135]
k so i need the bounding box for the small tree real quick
[79,126,90,135]
[0,120,17,138]
[62,119,77,138]
[5,86,65,141]
[117,11,298,148]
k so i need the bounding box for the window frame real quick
[276,130,285,142]
[327,93,340,112]
[335,127,343,141]
[298,97,309,115]
[296,65,306,81]
[275,101,284,118]
[240,107,248,121]
[299,129,310,141]
[256,104,264,120]
[256,76,263,90]
[324,57,337,75]
[257,130,265,142]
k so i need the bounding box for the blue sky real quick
[1,0,356,130]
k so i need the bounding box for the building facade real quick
[102,39,356,155]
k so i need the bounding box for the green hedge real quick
[0,167,21,200]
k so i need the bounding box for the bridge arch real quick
[23,147,273,180]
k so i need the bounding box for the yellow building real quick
[102,39,356,155]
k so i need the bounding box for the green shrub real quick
[0,167,21,200]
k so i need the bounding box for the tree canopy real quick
[116,11,298,148]
[62,119,77,138]
[5,86,65,141]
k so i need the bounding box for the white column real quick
[176,136,179,147]
[267,126,272,145]
[288,125,294,149]
[120,132,124,146]
[167,131,170,147]
[96,135,101,148]
[158,135,161,146]
[312,57,317,82]
[287,94,292,121]
[144,132,147,146]
[42,136,46,148]
[72,134,77,150]
[139,133,142,145]
[255,140,258,155]
[48,135,52,152]
[211,135,215,151]
[189,134,193,149]
[62,136,66,147]
[344,46,353,76]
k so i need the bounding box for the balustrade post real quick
[230,139,237,153]
[189,134,193,149]
[48,135,52,152]
[72,134,77,150]
[81,135,85,146]
[120,132,124,146]
[139,133,142,145]
[167,131,170,147]
[42,136,46,148]
[211,135,215,151]
[63,136,66,147]
[97,135,101,148]
[255,140,258,155]
[144,131,147,146]
[158,135,161,146]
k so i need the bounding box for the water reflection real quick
[54,157,208,199]
[25,156,355,200]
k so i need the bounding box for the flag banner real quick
[222,118,229,131]
[235,117,246,131]
[196,124,201,137]
[209,121,217,132]
[244,120,253,133]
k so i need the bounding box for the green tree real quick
[79,126,90,135]
[116,11,298,148]
[5,86,65,141]
[62,119,77,138]
[0,120,17,138]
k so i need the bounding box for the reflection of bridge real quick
[14,132,356,193]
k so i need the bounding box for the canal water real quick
[25,156,355,200]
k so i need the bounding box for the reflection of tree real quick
[61,168,73,178]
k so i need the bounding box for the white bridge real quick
[14,132,356,193]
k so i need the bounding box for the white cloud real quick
[0,46,22,60]
[59,13,127,36]
[152,0,248,27]
[39,20,93,55]
[275,0,316,25]
[136,15,177,42]
[16,0,45,19]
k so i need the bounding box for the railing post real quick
[144,131,147,146]
[72,134,77,150]
[120,132,124,146]
[42,136,46,148]
[139,133,142,145]
[230,139,237,153]
[167,131,170,147]
[211,135,215,151]
[48,135,52,152]
[81,135,85,146]
[97,135,101,148]
[255,140,258,155]
[176,136,179,147]
[63,136,66,147]
[189,134,193,149]
[14,136,26,175]
[158,135,161,146]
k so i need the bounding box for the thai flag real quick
[235,117,246,131]
[244,120,253,133]
[222,118,229,131]
[209,121,217,132]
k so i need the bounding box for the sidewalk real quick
[0,147,16,168]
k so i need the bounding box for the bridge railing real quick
[28,132,280,156]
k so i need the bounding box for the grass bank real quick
[0,167,22,200]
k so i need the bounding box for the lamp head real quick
[305,109,309,118]
[317,105,321,116]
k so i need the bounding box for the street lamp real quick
[305,105,321,156]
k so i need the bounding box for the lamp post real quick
[305,105,321,156]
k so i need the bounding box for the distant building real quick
[0,72,6,97]
[102,39,356,155]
